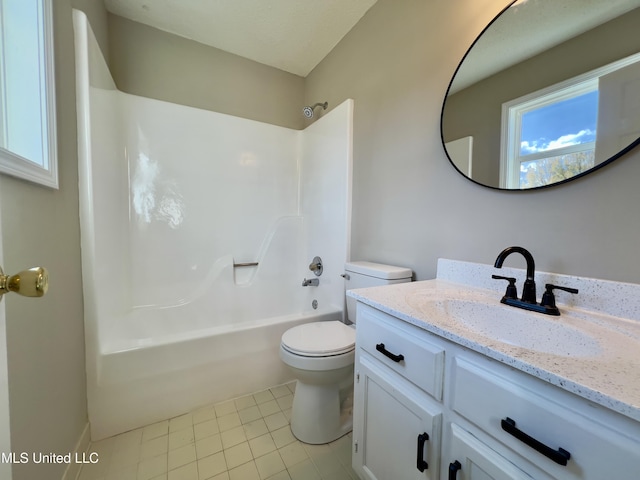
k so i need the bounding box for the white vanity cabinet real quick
[352,302,640,480]
[353,355,442,479]
[352,304,445,479]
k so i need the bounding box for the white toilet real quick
[280,261,412,444]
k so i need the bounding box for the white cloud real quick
[521,129,595,154]
[520,140,541,154]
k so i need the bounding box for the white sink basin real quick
[409,296,602,357]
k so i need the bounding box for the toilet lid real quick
[281,321,355,357]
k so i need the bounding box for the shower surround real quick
[73,10,353,440]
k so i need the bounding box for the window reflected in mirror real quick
[500,51,640,189]
[441,0,640,191]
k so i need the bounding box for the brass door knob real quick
[0,266,49,300]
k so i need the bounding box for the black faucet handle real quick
[545,283,579,294]
[541,283,579,308]
[492,275,518,300]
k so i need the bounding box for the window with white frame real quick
[501,81,598,189]
[500,53,640,189]
[0,0,58,188]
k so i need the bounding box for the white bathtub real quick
[74,10,353,440]
[90,307,341,440]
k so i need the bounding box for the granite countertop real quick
[348,260,640,423]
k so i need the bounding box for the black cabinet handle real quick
[416,432,429,472]
[448,460,461,480]
[501,417,571,465]
[375,343,404,362]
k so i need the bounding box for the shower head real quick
[302,102,328,119]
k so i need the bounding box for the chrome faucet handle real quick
[308,256,323,276]
[492,275,518,300]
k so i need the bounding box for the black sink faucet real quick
[494,246,537,303]
[492,246,579,315]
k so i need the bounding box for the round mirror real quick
[441,0,640,190]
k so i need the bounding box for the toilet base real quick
[290,376,354,444]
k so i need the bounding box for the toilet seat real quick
[281,321,355,357]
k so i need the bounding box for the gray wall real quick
[108,14,306,130]
[0,1,108,479]
[305,0,640,284]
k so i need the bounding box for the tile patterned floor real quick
[78,382,358,480]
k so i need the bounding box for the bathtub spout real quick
[302,278,319,287]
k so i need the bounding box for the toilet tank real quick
[344,261,412,323]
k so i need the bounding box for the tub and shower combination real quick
[73,11,353,440]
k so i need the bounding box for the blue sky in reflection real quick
[520,90,598,155]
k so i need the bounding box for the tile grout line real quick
[78,382,357,480]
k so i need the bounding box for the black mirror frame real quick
[440,0,640,191]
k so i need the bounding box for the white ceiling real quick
[104,0,378,77]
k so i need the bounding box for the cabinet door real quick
[353,353,442,480]
[446,423,535,480]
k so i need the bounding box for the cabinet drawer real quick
[452,357,640,480]
[357,303,444,400]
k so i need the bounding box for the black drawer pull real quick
[449,460,461,480]
[501,417,571,465]
[416,432,429,472]
[375,343,404,362]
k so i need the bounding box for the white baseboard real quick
[61,423,91,480]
